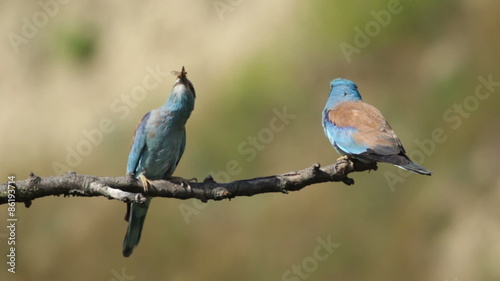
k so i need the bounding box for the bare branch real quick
[0,158,377,206]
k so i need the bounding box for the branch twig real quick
[0,158,377,206]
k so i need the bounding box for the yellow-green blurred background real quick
[1,0,499,280]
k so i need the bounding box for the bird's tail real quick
[397,161,432,176]
[356,152,432,176]
[122,197,151,257]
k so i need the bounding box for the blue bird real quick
[123,66,196,257]
[322,78,431,175]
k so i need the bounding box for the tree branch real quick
[0,158,377,206]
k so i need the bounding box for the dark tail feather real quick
[396,161,432,175]
[122,198,151,257]
[357,151,432,176]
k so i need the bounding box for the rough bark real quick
[0,158,377,207]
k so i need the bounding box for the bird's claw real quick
[336,155,350,162]
[187,177,198,183]
[169,176,196,189]
[139,174,153,193]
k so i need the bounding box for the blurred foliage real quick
[1,1,499,281]
[47,22,97,64]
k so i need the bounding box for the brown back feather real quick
[328,101,404,155]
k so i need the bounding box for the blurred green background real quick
[1,0,499,280]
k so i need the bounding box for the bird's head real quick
[172,66,196,99]
[327,78,362,104]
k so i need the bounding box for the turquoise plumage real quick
[123,67,196,257]
[322,78,431,175]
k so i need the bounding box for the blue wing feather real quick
[127,112,151,175]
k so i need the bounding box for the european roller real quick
[123,67,196,257]
[322,78,431,175]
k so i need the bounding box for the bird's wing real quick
[326,101,404,156]
[161,129,186,179]
[127,111,151,175]
[176,130,186,167]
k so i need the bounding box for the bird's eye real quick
[343,92,347,96]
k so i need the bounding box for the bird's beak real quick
[173,66,196,98]
[177,66,188,85]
